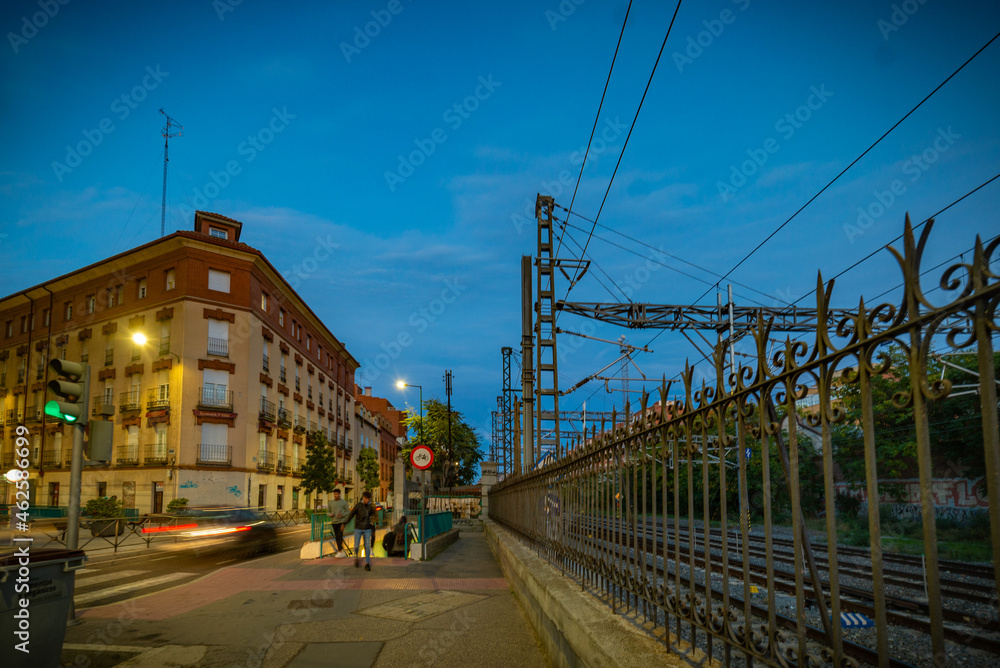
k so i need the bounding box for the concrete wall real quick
[484,520,707,668]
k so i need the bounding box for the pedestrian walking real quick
[344,491,376,570]
[326,488,350,558]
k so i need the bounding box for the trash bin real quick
[0,547,87,668]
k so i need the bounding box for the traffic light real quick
[46,359,90,425]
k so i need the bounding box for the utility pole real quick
[160,109,183,238]
[444,370,453,489]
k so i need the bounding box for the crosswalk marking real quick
[76,569,147,586]
[76,572,197,605]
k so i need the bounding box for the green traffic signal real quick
[45,400,80,423]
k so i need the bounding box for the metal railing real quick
[277,407,291,427]
[24,405,42,423]
[16,369,26,383]
[115,446,139,466]
[143,444,168,465]
[147,386,170,409]
[207,337,228,357]
[104,349,114,366]
[120,390,142,412]
[280,368,287,383]
[262,354,269,372]
[158,336,172,357]
[260,398,276,422]
[92,396,114,416]
[294,416,308,432]
[198,386,233,411]
[197,444,231,466]
[42,450,62,468]
[276,458,290,473]
[257,450,276,471]
[6,409,22,424]
[489,222,1000,667]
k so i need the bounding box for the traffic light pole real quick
[63,363,88,625]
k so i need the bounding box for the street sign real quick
[410,445,434,470]
[745,447,752,461]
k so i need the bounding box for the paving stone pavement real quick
[61,531,551,668]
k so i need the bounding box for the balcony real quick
[80,352,89,364]
[104,349,114,366]
[279,369,287,383]
[276,458,290,474]
[35,365,45,380]
[16,369,26,384]
[309,420,318,432]
[130,348,141,362]
[293,416,308,433]
[1,453,14,468]
[24,405,42,423]
[293,461,303,474]
[260,398,276,422]
[119,390,142,412]
[294,379,300,392]
[198,386,233,412]
[143,443,169,465]
[262,354,269,373]
[257,450,276,471]
[116,445,139,466]
[147,386,170,410]
[339,434,347,447]
[42,450,62,468]
[92,396,115,417]
[158,337,172,357]
[207,337,229,357]
[277,407,291,428]
[197,444,231,466]
[307,388,313,401]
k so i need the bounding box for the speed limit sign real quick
[410,445,434,470]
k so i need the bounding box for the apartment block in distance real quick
[0,212,358,515]
[355,386,406,505]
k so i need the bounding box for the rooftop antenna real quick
[159,109,183,237]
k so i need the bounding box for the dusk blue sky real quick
[2,1,998,454]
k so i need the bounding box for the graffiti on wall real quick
[835,478,988,508]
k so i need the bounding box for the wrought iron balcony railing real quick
[147,386,170,410]
[23,405,42,423]
[294,416,308,433]
[116,446,139,466]
[42,450,62,468]
[197,444,231,466]
[104,349,114,366]
[276,458,290,473]
[277,408,291,427]
[280,369,287,383]
[260,398,276,422]
[257,450,276,471]
[120,390,142,412]
[92,396,114,417]
[198,386,233,411]
[143,443,169,465]
[207,337,229,357]
[158,336,172,357]
[262,354,269,373]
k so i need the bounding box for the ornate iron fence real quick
[489,220,999,667]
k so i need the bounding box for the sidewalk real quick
[61,531,550,667]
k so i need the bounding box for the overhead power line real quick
[693,28,1000,306]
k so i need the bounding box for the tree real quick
[300,430,336,508]
[357,446,380,493]
[401,398,484,489]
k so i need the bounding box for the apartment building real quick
[354,387,406,505]
[0,211,358,515]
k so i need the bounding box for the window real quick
[306,334,311,351]
[260,293,268,312]
[154,426,168,458]
[209,227,227,240]
[116,284,124,305]
[105,288,113,308]
[43,309,50,327]
[65,302,73,321]
[20,316,27,333]
[208,269,230,293]
[278,309,285,327]
[165,269,176,291]
[200,423,229,464]
[262,342,269,372]
[5,320,12,338]
[259,432,268,454]
[87,295,96,314]
[276,486,284,510]
[138,279,147,299]
[207,319,229,357]
[97,481,107,498]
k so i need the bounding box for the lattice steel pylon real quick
[535,196,560,460]
[501,346,514,479]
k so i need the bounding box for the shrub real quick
[167,497,189,512]
[83,495,124,519]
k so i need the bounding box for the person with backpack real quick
[344,491,377,570]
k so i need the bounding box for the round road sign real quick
[410,445,434,470]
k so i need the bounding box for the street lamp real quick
[131,332,181,363]
[396,379,425,559]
